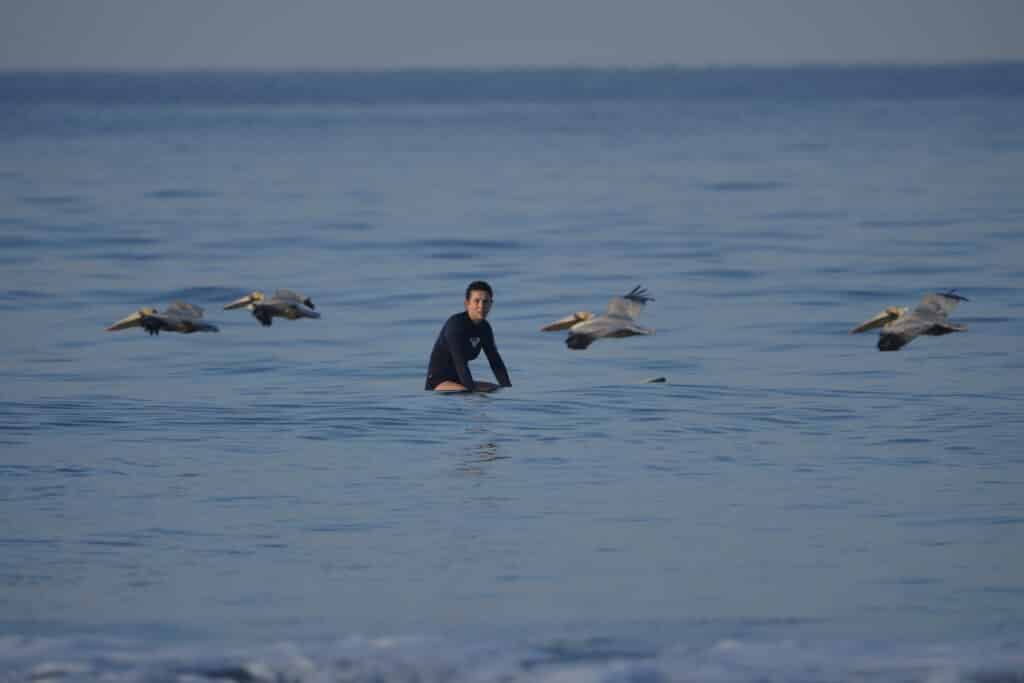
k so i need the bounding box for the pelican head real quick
[849,306,907,334]
[106,307,159,332]
[223,291,265,311]
[540,311,594,332]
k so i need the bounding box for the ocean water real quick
[1,66,1023,681]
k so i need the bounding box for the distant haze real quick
[1,0,1022,70]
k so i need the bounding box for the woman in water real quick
[425,281,511,393]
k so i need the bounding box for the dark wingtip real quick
[939,289,969,302]
[624,285,654,304]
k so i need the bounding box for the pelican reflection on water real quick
[541,286,655,350]
[850,290,968,351]
[223,289,320,327]
[105,302,219,335]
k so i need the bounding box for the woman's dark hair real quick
[465,281,493,299]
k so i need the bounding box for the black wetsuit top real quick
[425,312,511,390]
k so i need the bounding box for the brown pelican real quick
[106,302,219,335]
[223,289,320,327]
[850,290,968,351]
[541,286,654,350]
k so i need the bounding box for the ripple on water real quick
[701,180,786,192]
[144,189,217,200]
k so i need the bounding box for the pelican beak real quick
[224,294,257,310]
[849,308,900,334]
[106,309,153,331]
[541,312,591,332]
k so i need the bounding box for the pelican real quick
[850,290,968,351]
[106,302,219,335]
[223,289,320,327]
[541,285,655,350]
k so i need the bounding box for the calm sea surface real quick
[1,66,1023,681]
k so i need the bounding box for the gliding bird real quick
[541,285,655,350]
[223,289,320,327]
[850,290,968,351]
[106,302,219,335]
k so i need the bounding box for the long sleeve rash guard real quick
[425,312,511,391]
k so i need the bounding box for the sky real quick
[1,0,1022,70]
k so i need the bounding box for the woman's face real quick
[465,289,493,323]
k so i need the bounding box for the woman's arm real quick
[482,325,511,387]
[444,318,477,390]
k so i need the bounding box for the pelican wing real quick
[605,286,653,321]
[881,312,936,340]
[158,302,218,333]
[911,291,967,323]
[162,302,206,321]
[271,289,317,313]
[572,315,653,339]
[270,289,305,305]
[886,293,967,338]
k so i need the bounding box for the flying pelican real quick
[223,289,320,327]
[850,290,968,351]
[106,302,219,335]
[541,285,655,350]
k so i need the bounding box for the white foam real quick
[1,633,1022,683]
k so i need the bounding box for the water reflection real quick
[456,440,510,476]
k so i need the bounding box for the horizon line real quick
[2,59,1023,75]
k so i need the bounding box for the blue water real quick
[1,66,1023,681]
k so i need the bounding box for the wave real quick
[2,632,1023,682]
